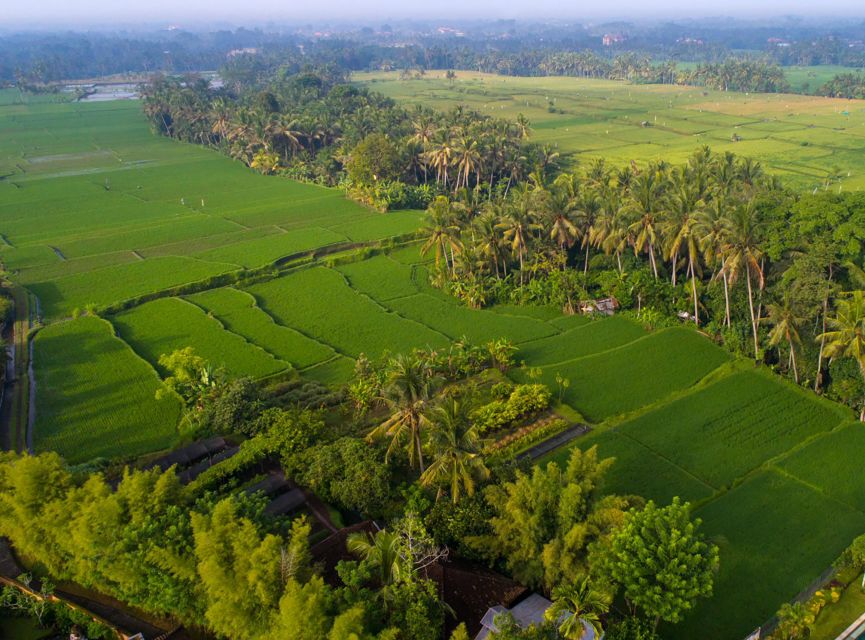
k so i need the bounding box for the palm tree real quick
[764,294,804,383]
[545,576,612,640]
[367,354,440,472]
[454,135,481,193]
[426,132,454,188]
[818,290,865,420]
[626,171,665,279]
[347,529,405,586]
[475,208,506,278]
[695,198,734,327]
[665,176,703,324]
[721,203,765,358]
[547,180,579,259]
[420,398,489,504]
[497,188,542,286]
[421,197,463,275]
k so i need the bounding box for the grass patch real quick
[516,315,646,365]
[777,422,865,510]
[387,293,558,344]
[246,267,448,358]
[540,429,714,504]
[186,287,336,369]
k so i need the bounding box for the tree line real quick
[140,71,545,211]
[417,147,865,417]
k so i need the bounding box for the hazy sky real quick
[6,0,865,27]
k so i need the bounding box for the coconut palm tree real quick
[497,187,542,285]
[545,576,612,640]
[818,290,865,420]
[665,176,704,324]
[695,198,734,327]
[421,197,463,275]
[626,171,665,279]
[720,202,765,358]
[420,398,489,504]
[347,529,405,586]
[475,208,507,278]
[367,354,440,472]
[764,294,804,383]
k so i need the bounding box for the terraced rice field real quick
[356,71,865,191]
[112,297,288,379]
[32,316,181,462]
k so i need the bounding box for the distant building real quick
[602,33,626,46]
[227,47,259,58]
[677,37,705,46]
[767,38,791,47]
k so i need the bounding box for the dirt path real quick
[516,423,591,462]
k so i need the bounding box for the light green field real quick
[0,100,420,319]
[354,70,865,190]
[32,316,181,462]
[783,65,864,93]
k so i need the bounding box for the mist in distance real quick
[7,0,865,28]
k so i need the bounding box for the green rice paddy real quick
[8,84,865,639]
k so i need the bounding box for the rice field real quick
[8,85,865,640]
[355,71,865,191]
[514,327,731,422]
[32,316,181,462]
[186,287,336,369]
[0,100,421,320]
[112,297,288,378]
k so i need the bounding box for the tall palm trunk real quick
[671,249,679,286]
[414,427,426,474]
[746,266,759,359]
[583,242,591,275]
[789,339,799,383]
[690,257,699,326]
[722,271,731,327]
[648,244,658,279]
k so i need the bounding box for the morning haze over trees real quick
[3,5,865,640]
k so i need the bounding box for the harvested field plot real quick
[357,71,865,190]
[32,316,181,462]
